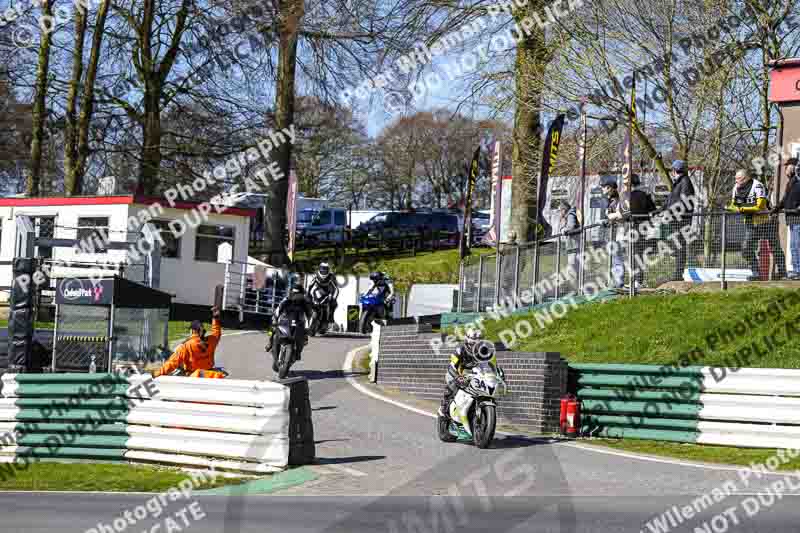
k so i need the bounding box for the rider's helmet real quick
[369,271,383,283]
[465,328,482,347]
[290,285,305,302]
[318,262,331,281]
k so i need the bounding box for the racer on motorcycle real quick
[308,262,339,318]
[438,328,498,417]
[266,285,313,371]
[364,271,395,310]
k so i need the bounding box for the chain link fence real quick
[458,210,796,313]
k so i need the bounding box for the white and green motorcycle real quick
[437,345,508,449]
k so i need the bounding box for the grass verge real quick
[291,248,494,290]
[588,439,800,469]
[0,462,248,492]
[481,287,800,367]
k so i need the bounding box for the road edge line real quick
[342,345,799,475]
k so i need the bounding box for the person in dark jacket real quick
[664,160,696,281]
[774,158,800,279]
[625,174,657,287]
[559,203,581,284]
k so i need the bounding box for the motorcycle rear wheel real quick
[471,404,496,449]
[278,344,293,379]
[437,414,457,443]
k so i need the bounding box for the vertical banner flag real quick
[287,169,299,262]
[487,141,503,245]
[460,145,481,259]
[621,74,636,212]
[535,114,566,240]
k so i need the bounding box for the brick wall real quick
[376,323,567,433]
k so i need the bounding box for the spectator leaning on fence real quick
[624,173,658,287]
[664,160,696,281]
[774,158,800,280]
[559,202,581,285]
[603,180,626,289]
[728,169,787,281]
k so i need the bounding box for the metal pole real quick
[51,303,59,372]
[721,211,727,291]
[494,248,502,308]
[555,236,561,300]
[457,260,464,312]
[223,262,230,312]
[513,245,521,308]
[579,224,587,295]
[628,219,634,298]
[107,303,115,373]
[476,255,484,313]
[533,239,541,305]
[272,271,278,314]
[608,224,615,288]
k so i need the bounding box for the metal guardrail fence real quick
[459,210,798,312]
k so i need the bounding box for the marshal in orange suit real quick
[153,307,222,377]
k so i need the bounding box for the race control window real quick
[150,220,182,259]
[195,224,235,262]
[76,217,109,254]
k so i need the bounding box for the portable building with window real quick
[0,195,256,312]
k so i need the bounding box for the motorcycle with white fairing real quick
[437,342,507,448]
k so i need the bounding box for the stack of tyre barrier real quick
[281,377,315,466]
[0,373,310,473]
[574,364,800,448]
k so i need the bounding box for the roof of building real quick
[0,194,257,217]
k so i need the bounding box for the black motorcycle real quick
[274,316,303,379]
[308,288,332,337]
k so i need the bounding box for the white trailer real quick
[0,195,256,310]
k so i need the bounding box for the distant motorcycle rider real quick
[438,328,498,418]
[308,262,339,318]
[364,271,395,312]
[266,285,313,371]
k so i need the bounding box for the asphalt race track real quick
[1,333,798,533]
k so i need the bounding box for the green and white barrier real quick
[575,364,800,448]
[0,373,297,473]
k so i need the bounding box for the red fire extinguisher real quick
[560,394,580,437]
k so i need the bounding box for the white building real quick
[0,195,256,310]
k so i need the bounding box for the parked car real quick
[471,211,490,243]
[354,211,460,246]
[303,208,348,243]
[295,208,319,232]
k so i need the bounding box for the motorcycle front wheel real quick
[359,310,375,334]
[437,414,457,443]
[471,403,496,449]
[278,344,293,379]
[309,311,319,337]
